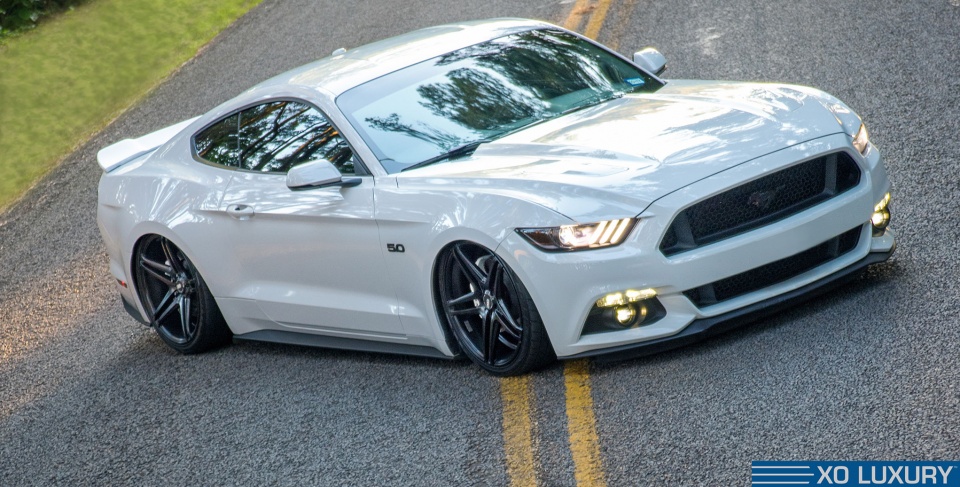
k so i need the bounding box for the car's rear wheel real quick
[133,235,231,353]
[437,242,554,375]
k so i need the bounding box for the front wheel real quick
[436,242,554,375]
[133,235,231,353]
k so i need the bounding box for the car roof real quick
[252,18,552,97]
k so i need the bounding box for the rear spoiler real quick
[96,117,200,172]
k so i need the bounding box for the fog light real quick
[597,288,657,308]
[583,297,666,335]
[614,305,636,325]
[614,303,648,327]
[597,292,626,308]
[871,193,891,236]
[873,193,891,213]
[624,288,657,302]
[871,209,890,227]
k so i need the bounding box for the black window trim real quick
[190,97,370,177]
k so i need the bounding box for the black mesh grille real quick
[683,225,862,308]
[661,152,861,256]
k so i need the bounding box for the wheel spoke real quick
[453,245,486,288]
[140,255,174,276]
[446,289,483,317]
[446,290,479,309]
[142,265,174,287]
[494,316,519,350]
[485,259,503,294]
[160,238,184,274]
[450,306,483,317]
[482,310,499,365]
[154,292,179,323]
[179,295,192,339]
[495,301,522,341]
[151,288,175,319]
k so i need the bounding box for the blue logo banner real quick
[751,461,960,486]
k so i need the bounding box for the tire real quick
[133,234,231,353]
[436,242,555,375]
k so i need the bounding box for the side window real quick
[194,113,239,166]
[193,100,356,174]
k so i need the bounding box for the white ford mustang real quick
[97,18,895,375]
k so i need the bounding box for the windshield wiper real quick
[401,139,490,172]
[560,90,625,117]
[486,91,628,143]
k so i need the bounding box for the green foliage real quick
[0,0,85,34]
[0,0,262,210]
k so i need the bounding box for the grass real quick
[0,0,262,211]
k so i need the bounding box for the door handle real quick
[226,204,255,220]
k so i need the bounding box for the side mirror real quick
[286,160,361,190]
[633,48,667,77]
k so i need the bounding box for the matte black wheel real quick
[437,242,554,375]
[134,235,230,353]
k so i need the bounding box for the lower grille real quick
[683,225,863,308]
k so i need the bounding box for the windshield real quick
[336,29,663,173]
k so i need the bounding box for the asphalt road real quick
[2,0,959,485]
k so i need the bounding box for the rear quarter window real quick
[192,100,357,175]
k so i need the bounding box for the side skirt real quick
[232,329,455,360]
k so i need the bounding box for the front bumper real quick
[498,134,894,358]
[564,245,894,361]
[121,294,150,326]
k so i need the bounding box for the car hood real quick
[395,81,849,221]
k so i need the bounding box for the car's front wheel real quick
[133,234,231,353]
[436,242,554,375]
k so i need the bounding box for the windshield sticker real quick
[624,77,645,87]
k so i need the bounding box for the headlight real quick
[517,218,637,251]
[852,123,870,155]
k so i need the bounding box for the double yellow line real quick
[564,360,606,486]
[563,0,615,40]
[501,375,539,486]
[500,4,618,485]
[500,360,606,487]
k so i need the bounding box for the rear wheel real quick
[437,242,554,375]
[133,235,231,353]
